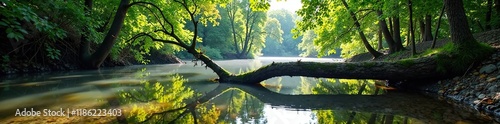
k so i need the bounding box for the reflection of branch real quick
[138,93,203,123]
[124,90,157,103]
[190,84,487,124]
[190,109,198,124]
[167,109,189,124]
[139,106,188,123]
[225,90,235,119]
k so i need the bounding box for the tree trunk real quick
[80,0,92,64]
[419,20,425,42]
[226,3,241,57]
[378,28,383,50]
[389,18,394,35]
[384,115,394,124]
[497,0,500,29]
[409,0,417,55]
[341,0,383,58]
[424,15,433,41]
[486,0,493,30]
[392,17,404,51]
[81,0,131,68]
[368,114,378,124]
[432,5,446,49]
[377,10,397,54]
[497,0,500,15]
[444,0,477,45]
[406,24,410,46]
[187,49,232,80]
[224,57,445,83]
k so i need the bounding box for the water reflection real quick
[120,74,486,124]
[0,57,492,123]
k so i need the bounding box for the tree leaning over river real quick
[84,0,492,84]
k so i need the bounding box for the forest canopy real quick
[0,0,499,79]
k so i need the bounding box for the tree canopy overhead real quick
[1,0,497,85]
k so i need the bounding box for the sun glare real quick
[269,0,302,12]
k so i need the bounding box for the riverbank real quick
[0,53,182,76]
[349,29,500,123]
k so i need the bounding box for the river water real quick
[0,57,492,123]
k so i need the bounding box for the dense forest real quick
[0,0,313,74]
[1,0,499,75]
[2,0,500,123]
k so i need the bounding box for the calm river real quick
[0,57,492,123]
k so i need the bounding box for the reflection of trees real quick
[119,73,266,124]
[313,79,376,95]
[119,74,220,123]
[214,89,265,123]
[202,83,485,124]
[295,77,314,94]
[261,77,282,93]
[120,75,486,124]
[310,79,414,124]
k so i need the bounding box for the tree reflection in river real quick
[119,71,221,123]
[120,70,487,123]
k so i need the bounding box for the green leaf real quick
[2,55,9,62]
[0,21,7,27]
[18,28,28,34]
[6,32,16,39]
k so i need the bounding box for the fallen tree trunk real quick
[219,56,449,84]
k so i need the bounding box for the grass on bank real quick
[391,41,494,74]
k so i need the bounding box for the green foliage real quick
[295,0,380,57]
[464,0,500,32]
[1,55,10,70]
[44,44,61,60]
[298,30,319,57]
[120,0,231,61]
[222,0,267,58]
[340,38,371,58]
[313,79,375,95]
[0,0,66,41]
[434,42,494,73]
[262,9,301,56]
[264,17,284,43]
[120,74,196,123]
[397,59,416,67]
[249,0,270,11]
[200,45,224,60]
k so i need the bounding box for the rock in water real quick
[479,64,497,74]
